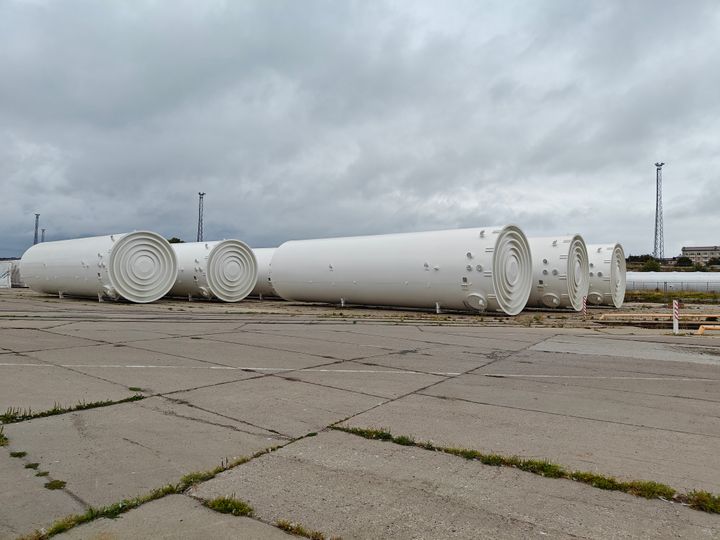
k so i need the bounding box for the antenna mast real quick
[653,162,665,259]
[196,192,206,242]
[33,214,40,245]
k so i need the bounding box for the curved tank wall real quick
[626,271,720,292]
[526,235,589,311]
[20,231,177,303]
[270,225,533,315]
[169,240,257,302]
[251,248,278,297]
[587,244,626,307]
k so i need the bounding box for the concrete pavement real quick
[1,288,719,539]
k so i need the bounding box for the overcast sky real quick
[1,0,718,258]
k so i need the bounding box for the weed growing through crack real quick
[25,445,284,538]
[333,425,720,514]
[128,387,143,392]
[35,471,49,477]
[1,395,145,424]
[686,491,720,513]
[276,520,341,540]
[25,463,40,469]
[44,480,66,490]
[203,496,254,517]
[10,451,27,458]
[0,426,7,446]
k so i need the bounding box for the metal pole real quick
[33,214,40,245]
[41,229,46,243]
[653,162,665,259]
[197,192,205,242]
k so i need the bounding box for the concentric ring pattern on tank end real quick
[526,235,590,311]
[169,240,257,302]
[587,243,626,308]
[20,231,178,303]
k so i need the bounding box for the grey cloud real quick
[1,0,718,258]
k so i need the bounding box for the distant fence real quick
[626,280,720,293]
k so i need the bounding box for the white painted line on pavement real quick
[0,362,459,376]
[483,373,718,381]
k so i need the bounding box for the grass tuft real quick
[36,471,50,477]
[276,519,333,540]
[685,491,720,513]
[334,425,719,515]
[624,480,676,500]
[570,471,623,490]
[518,459,566,478]
[128,387,143,392]
[394,435,415,446]
[178,469,222,490]
[10,451,27,458]
[44,480,67,490]
[25,462,40,469]
[0,426,7,446]
[203,496,254,517]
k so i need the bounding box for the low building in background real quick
[681,246,720,264]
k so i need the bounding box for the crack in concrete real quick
[417,392,720,439]
[158,396,293,440]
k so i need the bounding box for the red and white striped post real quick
[582,295,587,318]
[672,299,680,335]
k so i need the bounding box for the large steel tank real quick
[270,225,533,315]
[526,235,589,311]
[251,248,278,297]
[169,240,257,302]
[587,243,626,307]
[20,231,177,303]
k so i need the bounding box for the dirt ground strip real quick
[1,288,719,539]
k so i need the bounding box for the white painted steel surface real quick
[20,231,177,303]
[526,235,589,311]
[0,262,11,288]
[271,225,533,315]
[626,272,720,292]
[170,240,257,302]
[251,248,277,297]
[587,244,626,307]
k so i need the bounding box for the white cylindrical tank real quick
[251,248,278,297]
[587,244,626,307]
[270,225,533,315]
[20,231,177,303]
[526,235,589,311]
[169,240,257,302]
[626,271,720,292]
